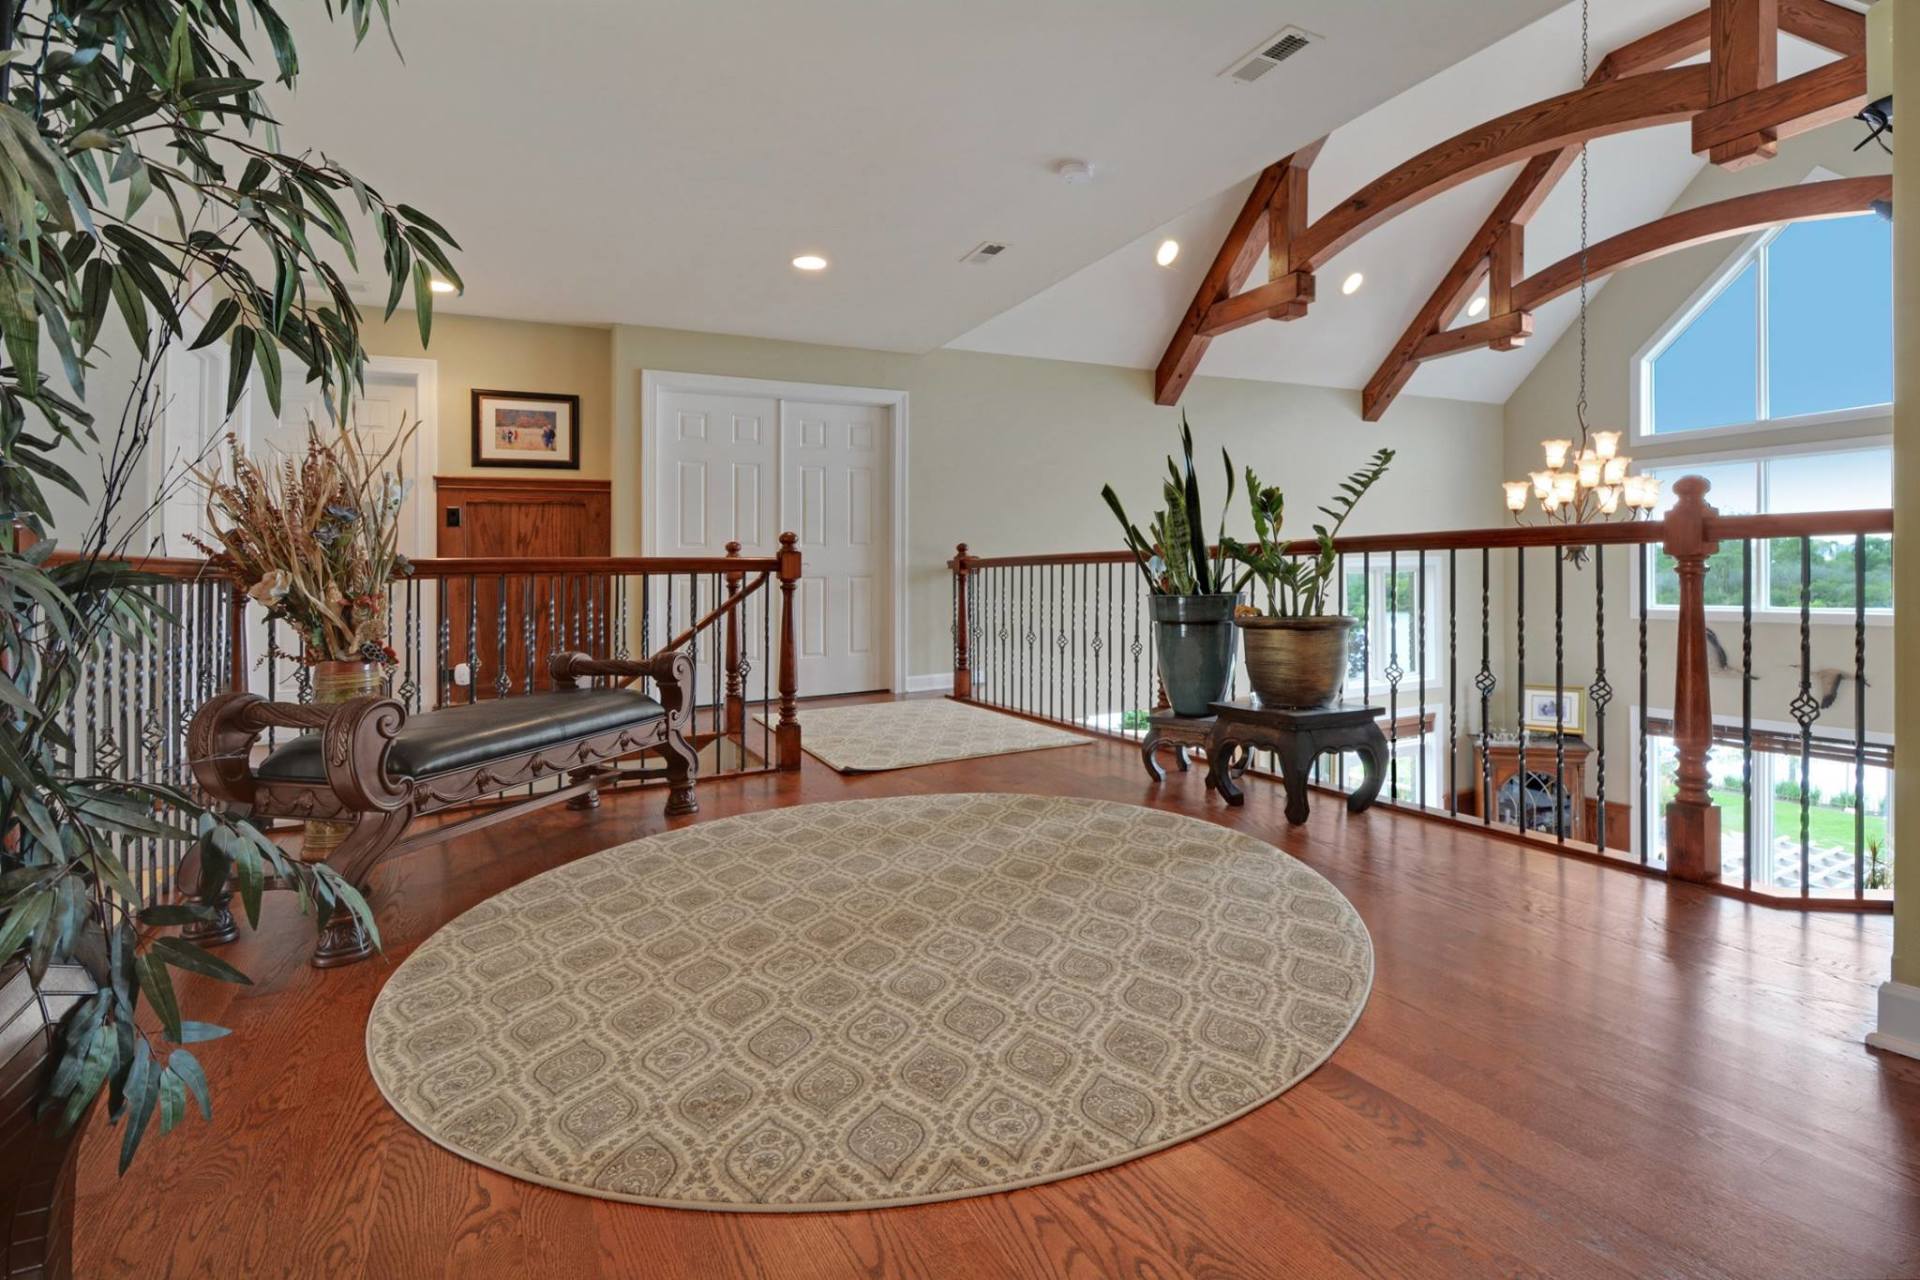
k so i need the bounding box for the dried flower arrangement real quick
[193,418,419,664]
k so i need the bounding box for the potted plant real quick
[1102,416,1241,717]
[0,2,452,1272]
[192,421,418,856]
[1222,448,1395,708]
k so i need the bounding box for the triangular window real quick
[1640,210,1891,435]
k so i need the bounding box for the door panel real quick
[780,399,888,695]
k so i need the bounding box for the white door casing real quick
[643,371,908,697]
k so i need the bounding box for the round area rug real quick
[365,793,1372,1211]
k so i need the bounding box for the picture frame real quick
[1521,685,1585,736]
[471,389,581,470]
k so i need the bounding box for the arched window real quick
[1635,210,1892,437]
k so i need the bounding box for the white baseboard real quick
[1867,980,1920,1061]
[903,672,954,695]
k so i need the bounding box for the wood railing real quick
[949,480,1895,910]
[39,537,807,902]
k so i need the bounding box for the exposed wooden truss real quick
[1155,0,1870,413]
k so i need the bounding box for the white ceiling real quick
[948,0,1839,406]
[265,0,1565,353]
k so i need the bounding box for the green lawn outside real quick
[1657,781,1888,849]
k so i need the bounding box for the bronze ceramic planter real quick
[1236,615,1357,709]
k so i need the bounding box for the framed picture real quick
[471,389,581,470]
[1521,685,1585,736]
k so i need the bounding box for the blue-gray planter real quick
[1149,593,1241,717]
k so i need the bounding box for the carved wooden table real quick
[1140,710,1253,784]
[1204,698,1388,823]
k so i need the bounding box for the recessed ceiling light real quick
[428,279,457,294]
[792,254,829,271]
[1155,239,1180,267]
[1468,294,1488,317]
[1341,271,1365,296]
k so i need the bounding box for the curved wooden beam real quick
[1513,176,1890,311]
[1296,65,1711,271]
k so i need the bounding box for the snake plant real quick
[1102,414,1236,596]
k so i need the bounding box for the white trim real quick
[639,369,911,694]
[364,354,440,557]
[1869,982,1920,1061]
[905,672,954,695]
[1631,168,1892,445]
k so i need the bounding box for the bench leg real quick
[661,735,699,816]
[310,809,411,969]
[566,767,601,810]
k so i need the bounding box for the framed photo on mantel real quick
[471,389,581,470]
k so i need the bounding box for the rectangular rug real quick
[758,698,1092,773]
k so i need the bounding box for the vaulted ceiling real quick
[947,0,1850,405]
[266,0,1562,352]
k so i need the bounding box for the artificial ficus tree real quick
[0,0,457,1170]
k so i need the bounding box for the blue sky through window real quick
[1647,211,1892,433]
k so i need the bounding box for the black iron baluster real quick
[1477,548,1494,823]
[1590,544,1612,854]
[523,576,537,695]
[1129,566,1142,734]
[1515,546,1526,833]
[264,619,279,749]
[495,574,511,698]
[1790,534,1818,897]
[1448,550,1459,819]
[1386,551,1400,803]
[616,575,630,661]
[1638,547,1650,866]
[1854,533,1868,899]
[1417,551,1427,809]
[1553,544,1565,845]
[640,574,651,694]
[1742,538,1755,890]
[436,578,451,709]
[465,574,480,704]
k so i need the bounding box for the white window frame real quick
[1630,170,1893,445]
[1637,437,1893,626]
[1340,552,1447,696]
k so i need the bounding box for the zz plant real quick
[1223,448,1395,617]
[1102,413,1237,596]
[1,0,454,1170]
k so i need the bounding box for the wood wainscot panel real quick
[435,477,612,696]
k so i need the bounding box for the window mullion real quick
[1756,241,1770,422]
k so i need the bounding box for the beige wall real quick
[359,310,613,481]
[608,326,1505,680]
[1890,0,1916,988]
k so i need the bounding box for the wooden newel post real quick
[948,543,973,700]
[1664,474,1722,883]
[775,531,802,770]
[722,540,745,737]
[226,580,248,693]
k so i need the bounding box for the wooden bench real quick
[186,649,698,967]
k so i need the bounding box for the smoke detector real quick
[1054,159,1095,185]
[1222,26,1319,83]
[960,241,1010,266]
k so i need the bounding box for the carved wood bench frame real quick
[186,649,698,967]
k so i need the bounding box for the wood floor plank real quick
[71,699,1919,1278]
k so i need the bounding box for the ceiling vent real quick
[1222,26,1318,83]
[960,241,1009,266]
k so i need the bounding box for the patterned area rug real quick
[365,793,1372,1212]
[756,698,1090,772]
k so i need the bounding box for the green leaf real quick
[135,953,184,1043]
[152,937,254,986]
[411,259,433,346]
[226,326,256,414]
[253,328,282,414]
[169,1049,212,1118]
[172,1022,232,1045]
[189,297,240,350]
[118,1038,159,1172]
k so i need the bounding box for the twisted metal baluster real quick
[1515,547,1526,832]
[1477,548,1494,824]
[1448,550,1459,818]
[495,574,512,698]
[1742,538,1754,889]
[1553,544,1565,844]
[523,575,537,696]
[1854,533,1868,899]
[1385,551,1401,801]
[1589,544,1613,853]
[1638,546,1650,865]
[1789,536,1820,896]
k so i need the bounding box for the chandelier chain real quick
[1577,0,1589,424]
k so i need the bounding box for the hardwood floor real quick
[75,705,1920,1278]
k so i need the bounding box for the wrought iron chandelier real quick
[1503,0,1658,526]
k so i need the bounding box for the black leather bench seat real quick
[257,688,666,782]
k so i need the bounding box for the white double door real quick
[654,384,892,697]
